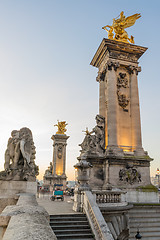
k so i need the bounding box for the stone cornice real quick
[90,38,148,68]
[51,134,70,141]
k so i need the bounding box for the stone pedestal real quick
[0,181,37,214]
[0,181,37,197]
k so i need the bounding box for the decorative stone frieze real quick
[109,51,138,63]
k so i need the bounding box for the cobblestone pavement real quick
[37,193,76,215]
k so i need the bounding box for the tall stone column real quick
[130,66,144,155]
[49,121,69,190]
[106,61,119,148]
[99,80,105,117]
[89,39,152,189]
[51,134,69,177]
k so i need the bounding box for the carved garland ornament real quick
[117,72,129,109]
[119,166,141,184]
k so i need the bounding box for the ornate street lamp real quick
[135,230,142,239]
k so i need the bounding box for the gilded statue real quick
[82,127,91,136]
[102,11,141,44]
[54,121,68,135]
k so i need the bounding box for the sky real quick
[0,0,159,180]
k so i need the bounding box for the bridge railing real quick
[92,190,124,204]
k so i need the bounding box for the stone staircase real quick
[50,213,95,240]
[129,205,160,240]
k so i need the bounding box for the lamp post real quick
[135,230,142,239]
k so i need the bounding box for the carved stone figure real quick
[0,128,39,181]
[119,165,141,184]
[44,162,53,176]
[79,115,105,156]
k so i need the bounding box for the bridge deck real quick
[37,193,75,215]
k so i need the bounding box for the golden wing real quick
[123,13,141,29]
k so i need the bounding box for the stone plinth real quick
[0,181,37,197]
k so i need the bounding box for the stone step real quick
[50,220,89,225]
[129,218,160,223]
[50,216,87,221]
[56,238,94,240]
[50,214,85,218]
[129,213,160,218]
[55,233,94,239]
[50,214,94,240]
[129,231,160,238]
[129,237,160,240]
[130,227,160,234]
[53,229,92,235]
[129,208,160,213]
[129,221,160,228]
[50,224,90,230]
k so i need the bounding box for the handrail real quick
[83,191,114,240]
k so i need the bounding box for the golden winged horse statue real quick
[102,11,141,44]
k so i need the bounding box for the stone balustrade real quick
[94,191,121,203]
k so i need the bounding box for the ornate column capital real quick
[107,60,120,71]
[128,65,141,75]
[96,68,107,82]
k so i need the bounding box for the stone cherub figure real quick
[79,115,105,156]
[0,127,39,181]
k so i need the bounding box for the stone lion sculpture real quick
[0,127,39,181]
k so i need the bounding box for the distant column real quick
[51,134,69,176]
[130,66,144,154]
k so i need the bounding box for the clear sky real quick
[0,0,159,180]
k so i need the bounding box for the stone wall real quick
[0,193,57,240]
[0,198,17,214]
